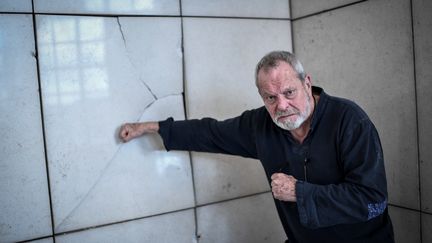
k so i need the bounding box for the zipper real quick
[304,157,309,182]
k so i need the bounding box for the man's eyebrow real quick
[283,87,297,91]
[260,90,275,96]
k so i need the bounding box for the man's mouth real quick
[277,113,296,121]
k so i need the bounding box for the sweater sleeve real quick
[158,110,259,159]
[296,118,389,229]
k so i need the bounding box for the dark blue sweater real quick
[159,86,394,243]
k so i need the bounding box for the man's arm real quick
[119,109,260,159]
[269,116,389,229]
[157,115,258,159]
[294,118,389,229]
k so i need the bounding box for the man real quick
[119,51,394,242]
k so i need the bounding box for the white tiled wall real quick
[290,0,361,19]
[28,238,54,243]
[183,17,292,205]
[55,210,196,243]
[182,0,290,18]
[34,0,180,15]
[423,213,432,243]
[413,0,432,214]
[36,15,192,232]
[0,14,52,242]
[196,193,286,243]
[0,1,292,242]
[0,0,32,12]
[388,206,421,243]
[183,18,292,120]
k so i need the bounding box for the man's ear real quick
[303,74,312,90]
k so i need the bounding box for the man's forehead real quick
[258,63,298,82]
[260,62,295,75]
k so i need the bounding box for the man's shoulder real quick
[236,106,267,119]
[314,86,366,118]
[325,95,369,121]
[235,106,272,129]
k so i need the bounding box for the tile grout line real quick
[17,207,197,242]
[195,190,271,208]
[289,0,294,54]
[176,15,291,21]
[0,11,32,14]
[409,0,423,241]
[31,0,56,242]
[178,0,200,242]
[291,0,369,22]
[0,11,292,20]
[387,203,430,215]
[18,191,274,242]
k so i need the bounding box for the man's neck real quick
[290,121,311,144]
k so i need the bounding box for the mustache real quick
[275,108,299,117]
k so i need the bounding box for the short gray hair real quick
[255,51,306,87]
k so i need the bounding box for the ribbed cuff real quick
[296,180,308,227]
[158,117,174,151]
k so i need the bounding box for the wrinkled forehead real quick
[257,62,299,85]
[258,59,284,74]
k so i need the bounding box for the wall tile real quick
[388,206,421,243]
[293,0,418,209]
[193,153,269,205]
[115,17,183,98]
[183,18,291,204]
[291,0,362,19]
[197,193,286,243]
[56,210,195,243]
[36,15,193,232]
[0,14,52,242]
[423,213,432,243]
[182,0,290,18]
[0,0,32,12]
[34,0,179,15]
[183,18,292,120]
[413,0,432,214]
[28,238,54,243]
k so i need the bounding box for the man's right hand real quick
[119,122,159,142]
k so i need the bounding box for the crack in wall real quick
[55,143,124,231]
[55,18,185,230]
[54,93,182,230]
[116,17,158,100]
[157,93,184,102]
[116,17,127,47]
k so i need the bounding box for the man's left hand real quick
[271,173,297,202]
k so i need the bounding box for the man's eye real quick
[266,96,276,103]
[284,89,296,98]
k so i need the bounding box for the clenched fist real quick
[119,122,159,142]
[271,173,297,202]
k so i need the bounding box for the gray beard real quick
[273,93,312,131]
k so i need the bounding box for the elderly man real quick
[119,51,394,243]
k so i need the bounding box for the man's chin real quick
[274,117,306,131]
[274,120,295,131]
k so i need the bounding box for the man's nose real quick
[276,97,291,111]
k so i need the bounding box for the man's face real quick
[257,61,313,131]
